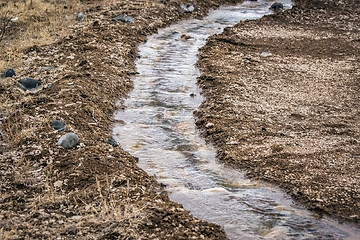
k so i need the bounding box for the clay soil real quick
[196,0,360,224]
[0,0,241,239]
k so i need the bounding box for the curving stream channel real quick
[113,0,360,239]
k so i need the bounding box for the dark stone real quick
[107,138,119,147]
[58,133,79,149]
[17,78,42,92]
[128,72,140,75]
[51,120,66,131]
[114,15,135,23]
[180,4,197,13]
[270,2,284,11]
[1,68,16,78]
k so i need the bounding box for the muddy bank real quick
[196,0,359,223]
[0,0,241,238]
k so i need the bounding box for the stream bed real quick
[113,0,360,239]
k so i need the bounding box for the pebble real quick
[1,68,16,78]
[114,15,135,23]
[205,123,214,128]
[107,138,119,147]
[39,66,55,71]
[51,120,66,131]
[58,133,79,149]
[53,180,63,188]
[76,12,85,21]
[181,34,192,40]
[270,2,284,11]
[180,4,197,13]
[260,51,272,57]
[17,78,42,92]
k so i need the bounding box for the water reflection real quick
[114,0,359,239]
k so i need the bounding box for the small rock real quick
[128,72,140,75]
[53,180,63,188]
[205,123,214,128]
[107,138,119,147]
[125,16,135,23]
[181,34,192,40]
[39,66,55,71]
[270,2,284,11]
[76,12,85,21]
[51,120,66,131]
[10,17,18,22]
[114,15,126,22]
[260,51,272,57]
[180,4,197,13]
[114,15,135,23]
[58,133,79,149]
[17,78,42,92]
[1,68,16,78]
[71,216,82,220]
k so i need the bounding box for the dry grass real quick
[0,0,93,148]
[0,0,91,70]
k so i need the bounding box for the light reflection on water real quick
[113,0,360,239]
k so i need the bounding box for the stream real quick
[113,0,360,239]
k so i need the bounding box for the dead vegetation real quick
[0,0,97,70]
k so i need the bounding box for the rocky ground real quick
[196,0,359,224]
[0,0,242,239]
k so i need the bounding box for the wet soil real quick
[196,0,360,224]
[0,0,242,239]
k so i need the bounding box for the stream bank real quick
[0,0,241,238]
[196,0,360,224]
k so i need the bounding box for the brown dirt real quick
[0,0,242,239]
[196,0,360,223]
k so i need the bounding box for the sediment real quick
[196,0,359,223]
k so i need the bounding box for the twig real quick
[0,12,11,46]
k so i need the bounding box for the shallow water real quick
[113,0,360,239]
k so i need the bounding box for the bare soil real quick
[0,0,242,239]
[196,0,360,223]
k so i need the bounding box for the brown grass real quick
[0,0,91,149]
[0,0,91,70]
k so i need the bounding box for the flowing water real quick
[113,0,360,239]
